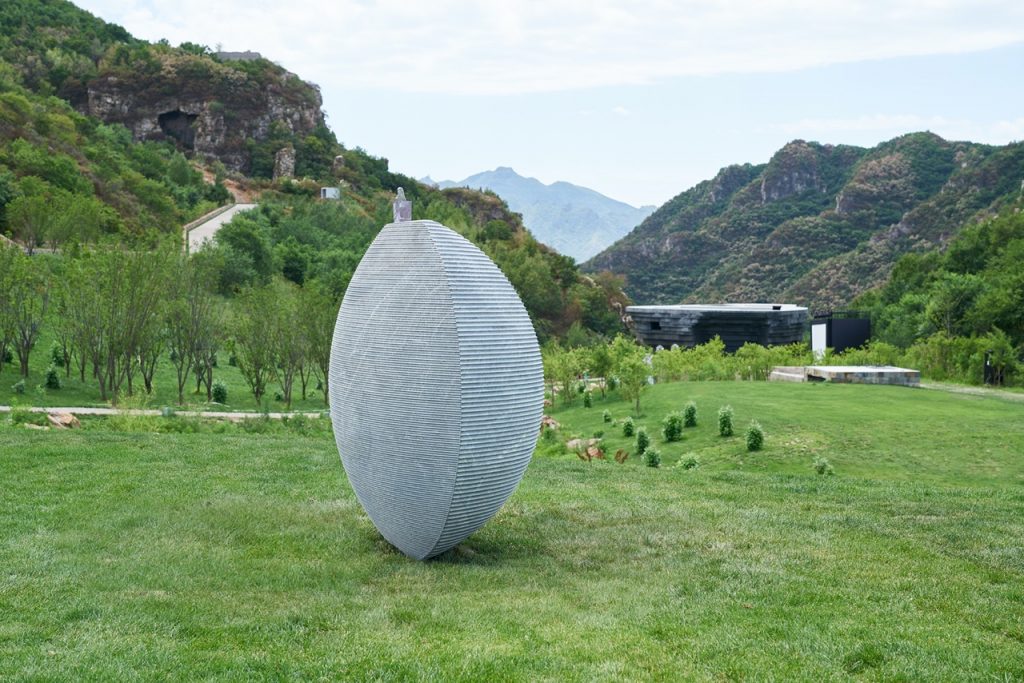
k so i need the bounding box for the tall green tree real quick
[300,282,337,406]
[165,256,221,404]
[1,249,50,377]
[229,284,278,405]
[271,280,305,410]
[610,335,650,415]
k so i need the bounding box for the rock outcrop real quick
[80,52,324,173]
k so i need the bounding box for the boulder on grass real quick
[47,413,81,429]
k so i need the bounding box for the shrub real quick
[50,343,65,368]
[814,457,834,475]
[677,453,699,470]
[662,412,684,442]
[274,390,285,402]
[11,379,25,395]
[636,427,650,454]
[746,421,764,451]
[683,401,697,428]
[10,406,47,426]
[592,429,605,439]
[541,426,559,443]
[645,447,661,468]
[602,409,612,423]
[44,365,62,390]
[583,391,592,408]
[607,376,619,391]
[718,405,734,437]
[622,416,635,437]
[1,347,12,364]
[212,380,228,404]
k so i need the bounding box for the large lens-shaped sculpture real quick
[329,220,544,559]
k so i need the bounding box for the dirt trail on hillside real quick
[199,166,257,203]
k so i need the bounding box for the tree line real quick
[0,242,337,408]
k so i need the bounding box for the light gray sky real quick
[76,0,1024,207]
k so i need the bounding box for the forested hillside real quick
[586,133,1024,312]
[0,0,627,351]
[852,205,1024,382]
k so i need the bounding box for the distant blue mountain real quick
[421,167,654,262]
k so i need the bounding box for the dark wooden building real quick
[627,304,808,352]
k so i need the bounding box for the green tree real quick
[925,272,985,336]
[610,336,649,415]
[0,248,50,376]
[215,214,273,287]
[271,279,305,410]
[165,256,220,404]
[229,284,278,405]
[6,194,56,254]
[301,281,337,406]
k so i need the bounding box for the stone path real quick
[186,203,258,252]
[0,405,324,420]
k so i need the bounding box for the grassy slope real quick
[1,382,1022,681]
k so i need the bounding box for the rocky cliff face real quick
[759,141,828,204]
[80,51,324,173]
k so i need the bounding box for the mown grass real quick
[1,381,1022,680]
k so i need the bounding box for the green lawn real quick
[1,382,1022,680]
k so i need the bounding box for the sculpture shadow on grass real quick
[357,510,549,566]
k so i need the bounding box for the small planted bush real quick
[662,412,684,442]
[645,447,661,468]
[607,376,619,392]
[622,416,635,437]
[602,409,612,423]
[50,342,65,368]
[677,453,699,470]
[636,427,650,455]
[683,401,697,428]
[44,365,62,390]
[11,379,25,395]
[814,457,834,475]
[583,391,593,408]
[746,421,764,451]
[718,405,734,437]
[212,380,228,404]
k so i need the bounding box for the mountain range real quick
[584,133,1024,312]
[423,167,655,262]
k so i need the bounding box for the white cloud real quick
[611,106,630,116]
[75,0,1024,95]
[776,114,1024,144]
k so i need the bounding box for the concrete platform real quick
[775,365,921,386]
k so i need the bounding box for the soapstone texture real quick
[329,220,544,559]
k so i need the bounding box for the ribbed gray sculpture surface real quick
[329,220,544,559]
